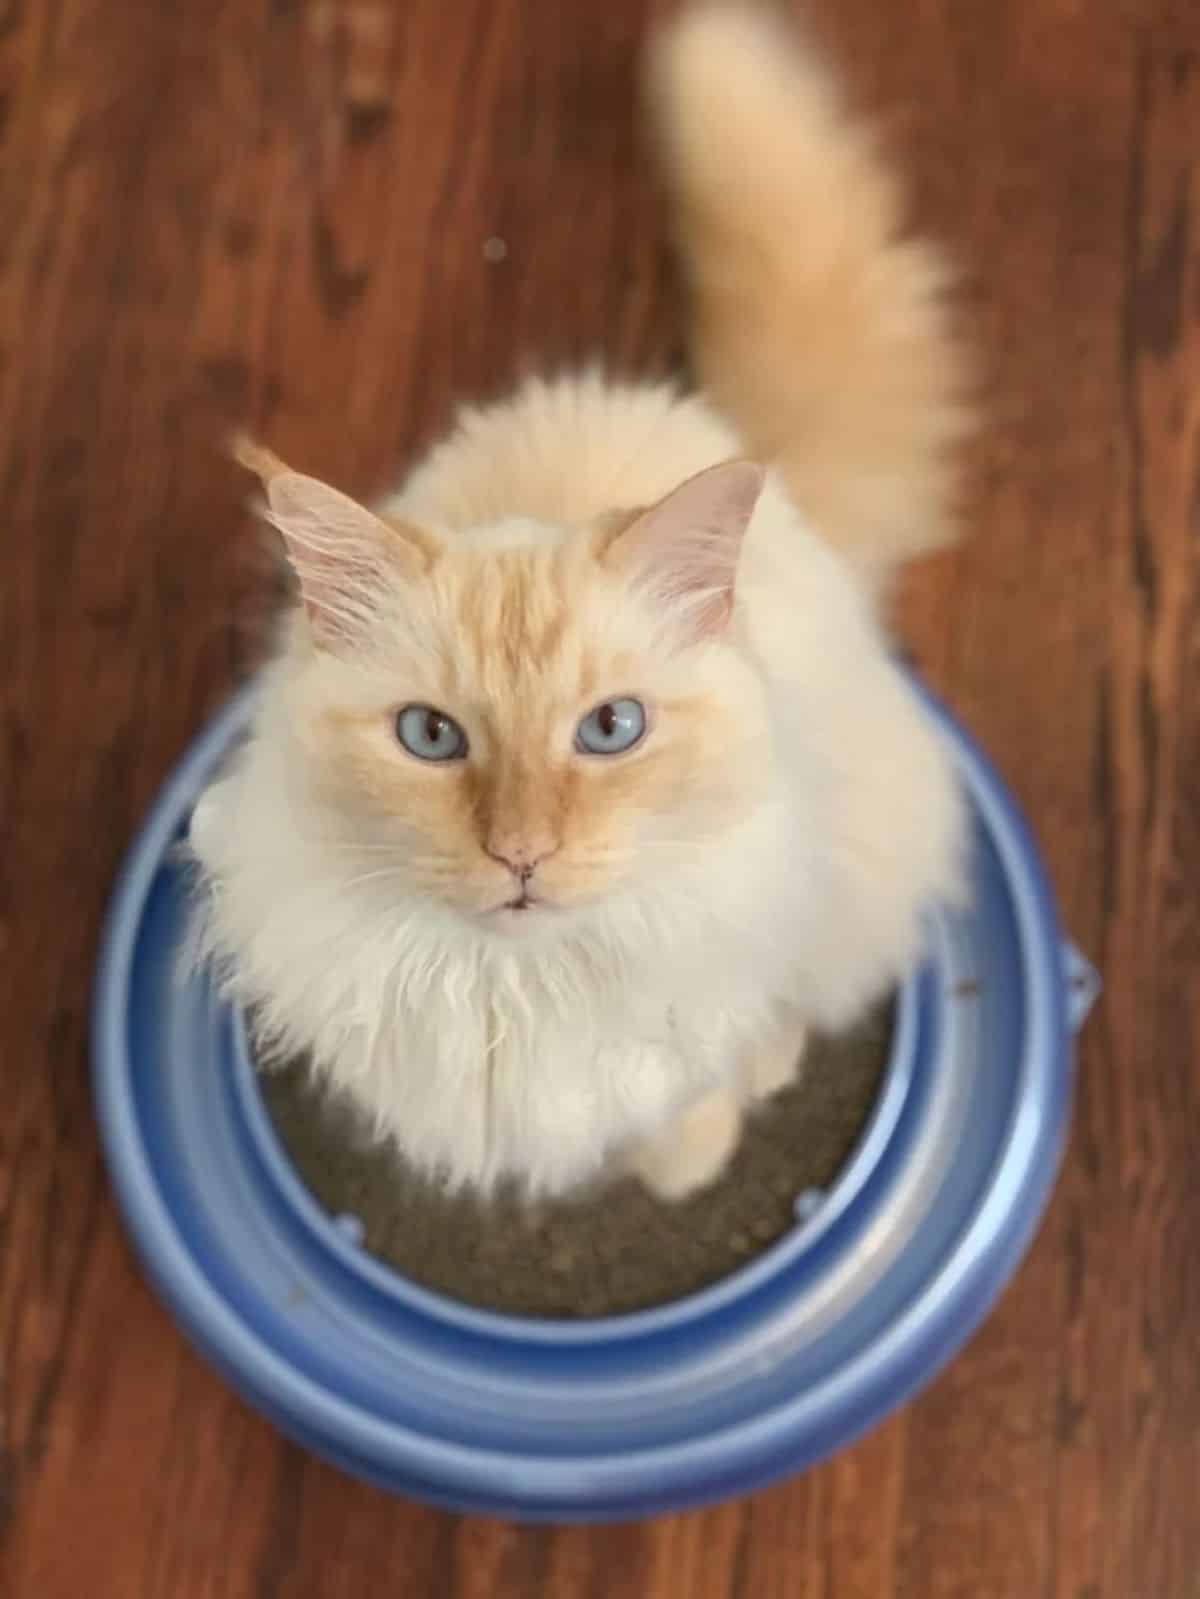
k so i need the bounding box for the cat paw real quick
[747,1020,808,1102]
[630,1091,742,1201]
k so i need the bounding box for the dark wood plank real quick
[1,0,1197,1596]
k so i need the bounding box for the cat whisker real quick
[342,867,413,892]
[312,840,418,855]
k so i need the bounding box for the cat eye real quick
[394,704,468,763]
[575,698,647,756]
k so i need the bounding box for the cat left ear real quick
[598,459,765,638]
[234,439,439,649]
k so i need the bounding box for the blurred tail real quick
[647,5,971,586]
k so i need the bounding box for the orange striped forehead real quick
[433,537,637,742]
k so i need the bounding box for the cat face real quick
[247,448,772,930]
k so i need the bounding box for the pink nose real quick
[484,838,556,878]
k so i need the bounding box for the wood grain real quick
[2,1,1198,1595]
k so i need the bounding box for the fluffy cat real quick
[190,5,970,1201]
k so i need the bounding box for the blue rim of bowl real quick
[91,678,1072,1507]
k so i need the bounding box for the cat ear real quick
[234,439,438,648]
[598,460,765,638]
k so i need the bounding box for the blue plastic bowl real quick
[91,679,1096,1521]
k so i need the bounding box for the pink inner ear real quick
[611,459,765,636]
[263,473,430,647]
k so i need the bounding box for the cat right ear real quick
[234,439,439,648]
[597,459,764,640]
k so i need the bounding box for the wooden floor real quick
[3,1,1198,1594]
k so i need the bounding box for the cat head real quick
[239,443,774,933]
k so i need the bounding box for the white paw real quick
[631,1091,742,1201]
[747,1021,808,1102]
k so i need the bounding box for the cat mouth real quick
[492,889,550,916]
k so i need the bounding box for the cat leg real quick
[746,1010,809,1102]
[630,1010,808,1200]
[630,1089,742,1201]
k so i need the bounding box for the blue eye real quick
[394,705,468,762]
[575,698,647,756]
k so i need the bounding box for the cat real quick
[190,4,970,1201]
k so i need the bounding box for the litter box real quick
[91,677,1098,1521]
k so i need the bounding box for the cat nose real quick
[484,836,557,878]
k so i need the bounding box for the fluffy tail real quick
[647,5,971,586]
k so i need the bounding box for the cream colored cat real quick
[190,6,970,1200]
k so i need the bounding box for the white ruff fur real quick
[189,9,970,1199]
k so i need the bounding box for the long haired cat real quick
[190,5,970,1200]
